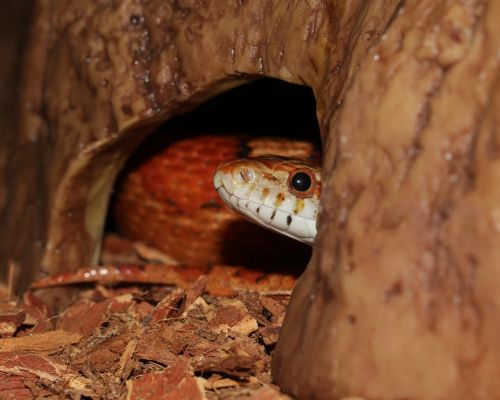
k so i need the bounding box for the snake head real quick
[213,156,321,244]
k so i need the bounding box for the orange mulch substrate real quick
[0,235,297,399]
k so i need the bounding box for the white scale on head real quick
[213,156,320,244]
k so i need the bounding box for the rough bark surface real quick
[5,0,394,289]
[2,0,500,398]
[273,0,500,399]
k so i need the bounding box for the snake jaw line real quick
[216,185,315,244]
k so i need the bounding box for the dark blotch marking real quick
[245,201,249,208]
[271,210,276,220]
[257,207,260,213]
[287,215,292,225]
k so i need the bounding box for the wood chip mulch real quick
[0,236,296,399]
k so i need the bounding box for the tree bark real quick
[3,0,500,398]
[3,0,396,290]
[273,1,500,399]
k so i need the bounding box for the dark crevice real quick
[166,78,321,138]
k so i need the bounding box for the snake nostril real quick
[239,168,255,183]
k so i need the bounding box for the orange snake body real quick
[113,135,319,267]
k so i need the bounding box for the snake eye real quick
[291,172,311,192]
[288,169,316,198]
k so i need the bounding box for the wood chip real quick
[0,330,82,354]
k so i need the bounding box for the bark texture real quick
[273,1,500,399]
[4,0,395,290]
[2,0,500,398]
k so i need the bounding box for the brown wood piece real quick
[2,0,500,398]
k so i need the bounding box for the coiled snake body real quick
[114,135,320,266]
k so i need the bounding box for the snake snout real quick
[213,169,233,193]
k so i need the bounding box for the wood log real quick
[273,0,500,398]
[2,0,499,398]
[4,0,396,289]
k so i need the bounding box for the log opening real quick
[106,78,322,272]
